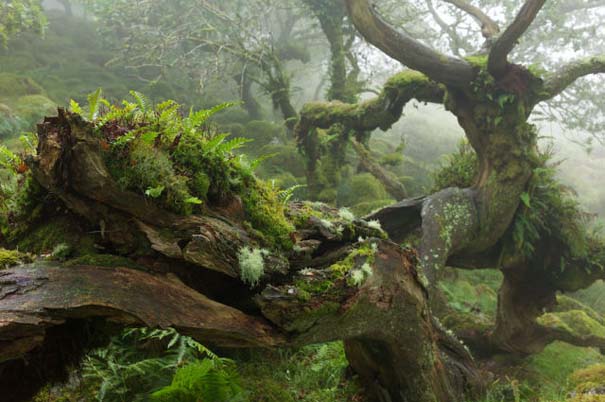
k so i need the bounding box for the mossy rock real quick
[538,310,605,339]
[441,310,492,335]
[64,254,144,270]
[0,248,32,269]
[336,173,391,207]
[567,364,605,401]
[523,342,605,396]
[556,295,604,324]
[0,73,45,98]
[14,94,56,125]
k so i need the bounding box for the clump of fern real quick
[507,148,589,260]
[431,141,596,271]
[431,140,478,192]
[70,89,294,249]
[81,327,243,402]
[151,359,244,402]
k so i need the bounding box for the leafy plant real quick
[151,359,245,402]
[81,327,241,402]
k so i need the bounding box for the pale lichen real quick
[238,247,269,288]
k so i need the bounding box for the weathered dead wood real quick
[0,265,284,361]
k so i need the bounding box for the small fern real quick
[81,327,238,402]
[87,88,105,121]
[277,184,306,205]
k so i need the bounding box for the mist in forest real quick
[1,1,605,402]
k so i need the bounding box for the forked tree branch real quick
[538,56,605,102]
[488,0,546,78]
[344,0,475,87]
[442,0,500,38]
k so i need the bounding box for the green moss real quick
[523,342,605,395]
[464,55,488,68]
[568,364,605,397]
[0,248,30,268]
[241,179,295,250]
[538,310,605,338]
[431,140,478,192]
[64,254,143,270]
[555,295,604,324]
[383,70,430,92]
[330,241,377,281]
[287,301,341,333]
[16,215,96,255]
[441,310,492,334]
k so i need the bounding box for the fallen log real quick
[0,109,484,401]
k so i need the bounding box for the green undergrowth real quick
[538,310,605,339]
[32,329,361,402]
[236,342,363,402]
[0,247,31,268]
[520,342,605,398]
[469,342,605,402]
[72,91,294,250]
[439,268,502,319]
[0,73,56,139]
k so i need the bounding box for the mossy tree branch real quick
[295,71,444,135]
[538,56,605,102]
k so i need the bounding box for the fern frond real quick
[277,184,306,205]
[130,90,151,113]
[87,88,104,121]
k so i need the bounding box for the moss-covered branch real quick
[295,71,444,136]
[538,56,605,102]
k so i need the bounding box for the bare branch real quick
[538,56,605,102]
[351,139,408,200]
[488,0,546,78]
[441,0,500,38]
[344,0,475,87]
[560,0,605,13]
[426,0,467,56]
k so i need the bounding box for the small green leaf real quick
[184,196,203,205]
[145,185,165,198]
[520,192,531,208]
[69,99,83,115]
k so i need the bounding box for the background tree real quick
[297,0,605,355]
[0,0,45,46]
